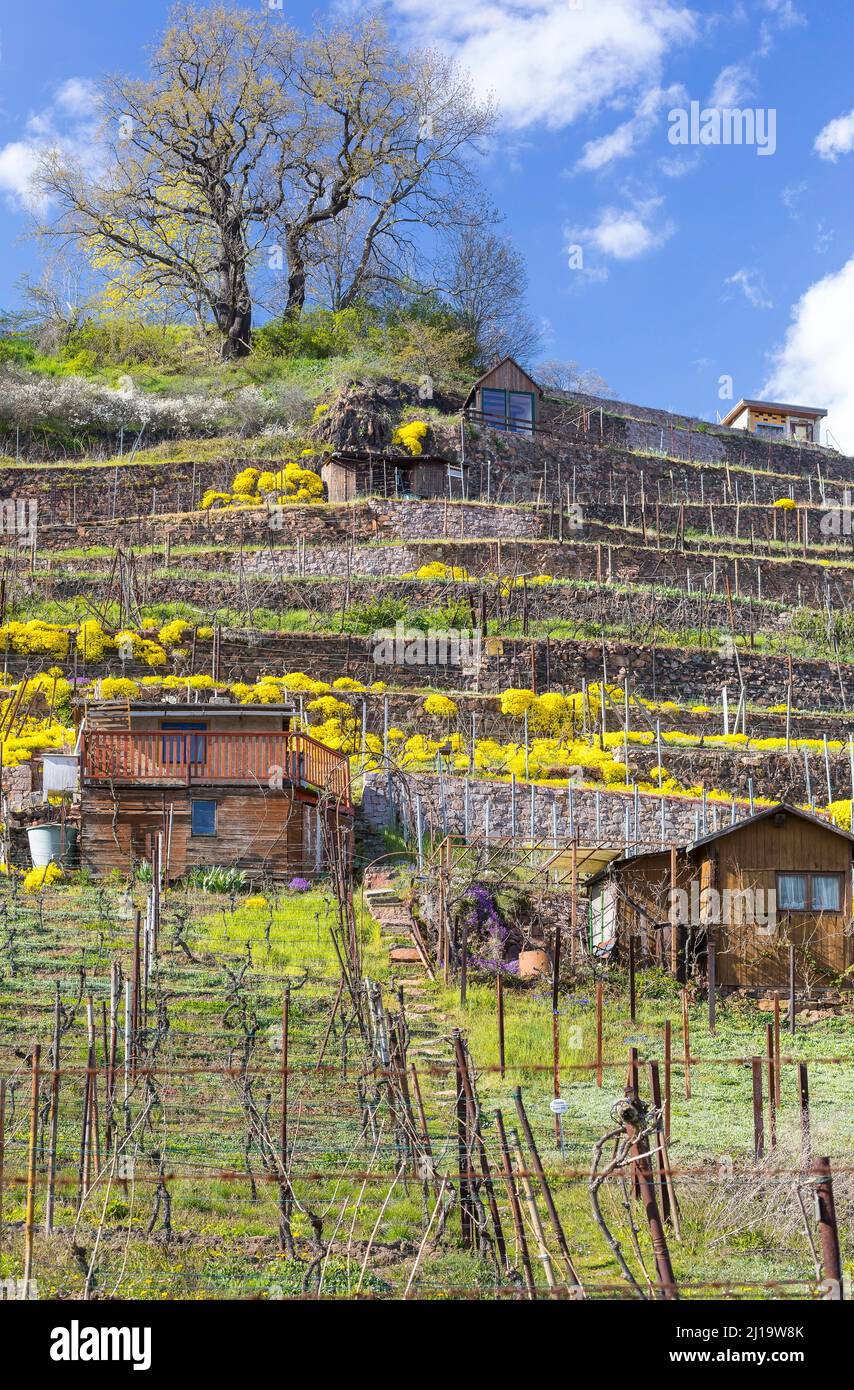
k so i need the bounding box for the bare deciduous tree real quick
[435,224,540,367]
[36,5,494,358]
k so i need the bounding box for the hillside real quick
[0,351,851,1305]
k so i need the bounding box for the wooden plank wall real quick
[80,787,343,879]
[716,817,851,990]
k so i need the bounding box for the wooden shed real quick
[463,357,542,432]
[320,451,461,502]
[587,803,854,992]
[78,701,352,881]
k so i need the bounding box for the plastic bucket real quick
[27,822,78,868]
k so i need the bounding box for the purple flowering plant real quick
[465,884,518,976]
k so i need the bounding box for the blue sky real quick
[2,0,854,444]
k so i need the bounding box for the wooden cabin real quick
[721,398,827,444]
[79,701,352,881]
[463,357,542,433]
[586,804,854,992]
[320,451,463,502]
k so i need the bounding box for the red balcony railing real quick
[82,730,351,807]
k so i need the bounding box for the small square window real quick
[777,873,807,910]
[812,875,841,911]
[191,800,217,836]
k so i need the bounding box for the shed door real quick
[590,884,617,957]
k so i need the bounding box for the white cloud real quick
[814,109,854,162]
[389,0,697,130]
[724,268,773,310]
[758,0,806,55]
[574,83,686,172]
[658,153,698,177]
[55,78,100,119]
[0,77,101,210]
[763,256,854,451]
[568,196,675,263]
[709,63,755,108]
[781,181,807,218]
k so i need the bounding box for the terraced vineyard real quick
[1,376,852,1303]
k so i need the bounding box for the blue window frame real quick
[508,391,534,432]
[481,387,508,429]
[480,388,534,432]
[191,799,217,836]
[162,721,207,766]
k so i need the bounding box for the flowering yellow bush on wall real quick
[139,640,168,667]
[76,620,112,662]
[773,497,796,509]
[401,561,471,581]
[423,693,458,719]
[281,671,330,694]
[232,467,260,497]
[201,490,232,510]
[0,621,70,658]
[99,677,141,699]
[392,420,428,455]
[158,619,191,648]
[500,688,535,717]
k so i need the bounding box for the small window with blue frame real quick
[191,799,217,836]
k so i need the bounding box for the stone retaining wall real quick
[362,771,746,849]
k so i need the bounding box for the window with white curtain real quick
[811,874,841,911]
[776,872,842,911]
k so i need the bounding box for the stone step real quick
[389,946,422,963]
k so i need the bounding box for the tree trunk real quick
[285,232,307,318]
[214,236,252,358]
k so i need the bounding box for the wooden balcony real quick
[82,729,351,807]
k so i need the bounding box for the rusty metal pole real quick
[23,1045,40,1295]
[494,1109,536,1300]
[278,988,291,1253]
[648,1061,673,1227]
[455,1040,473,1248]
[707,938,716,1036]
[751,1056,764,1161]
[496,973,505,1080]
[628,935,636,1023]
[622,1099,678,1299]
[798,1062,811,1164]
[569,837,578,966]
[598,978,606,1084]
[669,844,678,975]
[45,986,61,1235]
[551,924,562,1142]
[0,1078,5,1253]
[766,1023,776,1150]
[773,992,782,1107]
[813,1156,842,1298]
[664,1018,672,1141]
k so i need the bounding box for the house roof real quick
[463,356,542,408]
[721,398,827,426]
[687,800,854,850]
[586,802,854,889]
[323,450,461,468]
